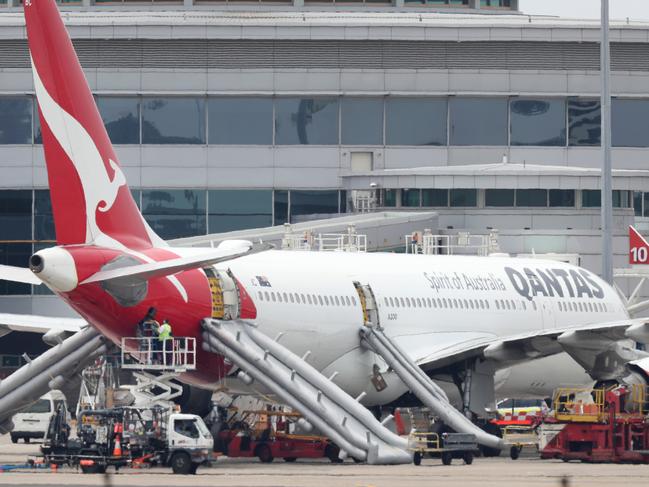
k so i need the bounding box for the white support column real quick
[601,0,613,283]
[184,0,194,6]
[293,0,305,7]
[469,0,480,9]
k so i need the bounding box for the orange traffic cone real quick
[113,434,122,457]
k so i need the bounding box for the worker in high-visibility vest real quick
[158,319,173,366]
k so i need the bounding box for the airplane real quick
[1,0,649,460]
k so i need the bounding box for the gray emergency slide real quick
[360,325,504,451]
[0,327,107,433]
[202,319,412,465]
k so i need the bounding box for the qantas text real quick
[504,267,604,301]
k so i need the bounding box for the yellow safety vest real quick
[158,322,172,341]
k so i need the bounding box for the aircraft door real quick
[353,281,380,328]
[204,268,240,320]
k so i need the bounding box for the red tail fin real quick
[25,1,162,250]
[629,226,649,265]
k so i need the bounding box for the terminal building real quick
[1,0,649,340]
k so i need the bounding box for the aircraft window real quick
[289,293,294,303]
[343,296,349,306]
[495,300,500,310]
[307,295,312,305]
[522,301,526,310]
[453,298,459,308]
[404,297,411,307]
[324,296,330,306]
[351,296,357,306]
[384,297,389,306]
[394,298,400,308]
[271,292,276,301]
[470,300,475,310]
[281,292,287,302]
[399,298,405,307]
[265,291,270,301]
[464,299,469,309]
[334,296,340,306]
[258,292,263,301]
[485,300,489,310]
[532,301,537,310]
[426,298,432,308]
[580,302,585,312]
[558,302,562,311]
[439,298,445,308]
[316,295,322,306]
[414,298,420,307]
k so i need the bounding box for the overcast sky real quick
[519,0,649,20]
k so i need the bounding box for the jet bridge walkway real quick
[201,318,412,465]
[359,324,504,451]
[0,327,108,434]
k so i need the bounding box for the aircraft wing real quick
[395,318,649,378]
[0,313,86,335]
[0,264,42,286]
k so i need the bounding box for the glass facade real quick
[612,99,649,148]
[208,98,273,145]
[341,98,384,146]
[0,97,32,145]
[385,98,447,146]
[449,98,508,146]
[97,97,140,145]
[568,99,601,146]
[275,98,339,145]
[485,189,515,207]
[510,99,566,146]
[516,189,547,207]
[208,190,273,233]
[7,95,649,148]
[142,189,207,239]
[143,98,206,144]
[290,190,340,218]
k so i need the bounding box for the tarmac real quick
[0,435,647,487]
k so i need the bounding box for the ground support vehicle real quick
[409,432,477,466]
[11,391,69,444]
[539,385,649,463]
[40,406,212,474]
[491,410,543,460]
[215,409,341,463]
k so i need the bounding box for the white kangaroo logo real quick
[31,57,188,302]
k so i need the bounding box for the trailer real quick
[215,409,341,463]
[539,385,649,463]
[409,432,477,466]
[41,405,213,474]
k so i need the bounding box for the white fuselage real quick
[206,250,627,405]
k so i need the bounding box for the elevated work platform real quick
[201,318,412,465]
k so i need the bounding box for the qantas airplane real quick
[2,0,649,454]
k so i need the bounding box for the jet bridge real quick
[201,318,412,465]
[0,327,108,433]
[354,283,504,452]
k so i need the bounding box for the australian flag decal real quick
[256,276,272,287]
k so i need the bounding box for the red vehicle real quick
[539,385,649,463]
[215,410,341,463]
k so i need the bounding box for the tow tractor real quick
[41,405,213,474]
[539,385,649,463]
[215,409,342,463]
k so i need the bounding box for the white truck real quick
[42,406,213,474]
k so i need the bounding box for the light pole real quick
[601,0,613,283]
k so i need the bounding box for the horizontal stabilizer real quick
[0,265,42,286]
[0,313,86,334]
[81,242,270,286]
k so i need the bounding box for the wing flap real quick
[0,313,86,334]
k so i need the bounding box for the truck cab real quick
[166,413,213,474]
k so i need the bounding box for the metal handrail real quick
[120,337,196,371]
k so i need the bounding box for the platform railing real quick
[120,337,197,371]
